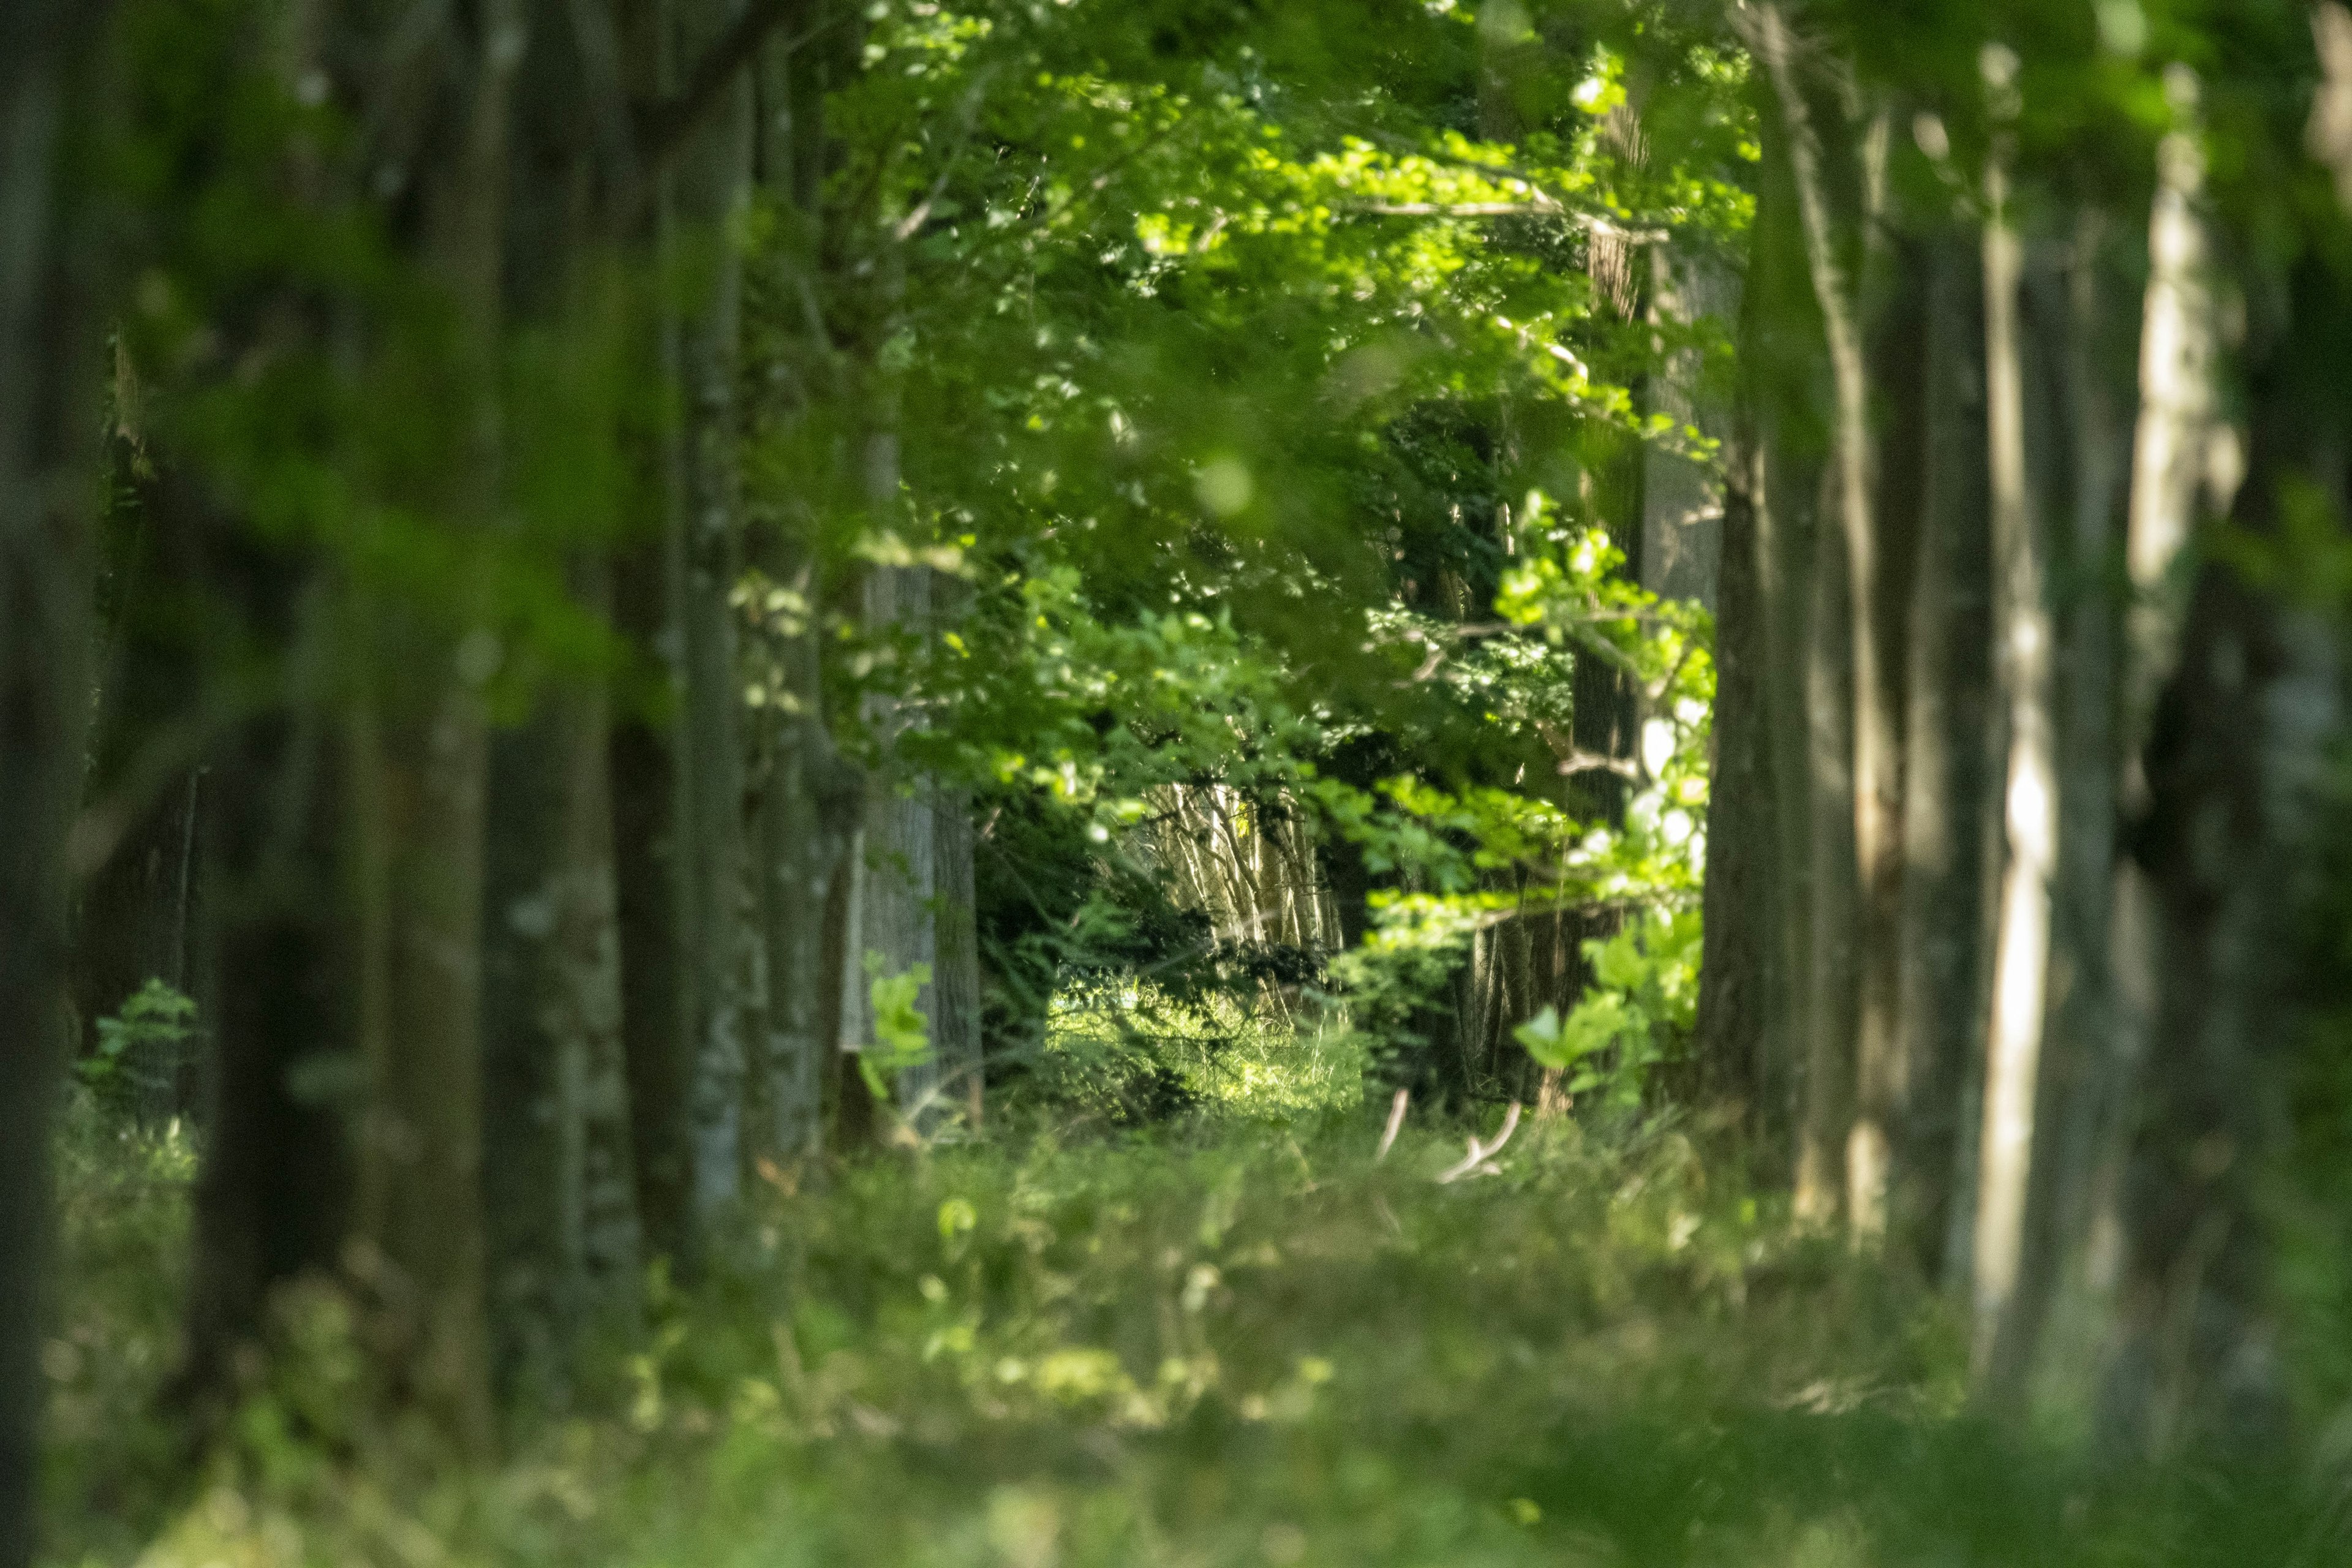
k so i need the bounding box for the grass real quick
[42,1056,2321,1567]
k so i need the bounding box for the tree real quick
[0,2,110,1557]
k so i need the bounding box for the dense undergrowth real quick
[45,1043,2314,1568]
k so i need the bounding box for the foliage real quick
[78,979,200,1118]
[1515,906,1703,1109]
[858,958,940,1104]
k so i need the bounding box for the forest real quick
[7,0,2352,1562]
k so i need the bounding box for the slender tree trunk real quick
[1891,233,1995,1272]
[1859,236,1927,1236]
[2079,96,2215,1357]
[0,4,107,1552]
[745,3,846,1167]
[2019,218,2131,1406]
[612,546,690,1256]
[854,560,940,1123]
[1796,464,1860,1228]
[483,577,642,1403]
[668,0,755,1230]
[1971,149,2060,1403]
[1755,7,1903,1237]
[750,569,858,1158]
[933,777,984,1128]
[347,0,526,1449]
[478,0,651,1406]
[1691,432,1774,1126]
[1738,91,1825,1169]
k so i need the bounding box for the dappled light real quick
[7,1,2352,1565]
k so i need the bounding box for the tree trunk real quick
[744,2,848,1168]
[477,0,655,1408]
[347,0,523,1451]
[668,0,756,1231]
[483,584,643,1405]
[2019,217,2132,1408]
[1755,6,1903,1238]
[2092,233,2345,1468]
[1970,151,2060,1403]
[2075,98,2215,1390]
[1891,233,1995,1273]
[1641,246,1735,614]
[1737,84,1825,1170]
[1796,460,1860,1229]
[0,3,107,1552]
[1691,397,1777,1135]
[933,778,984,1129]
[853,560,940,1125]
[612,539,690,1257]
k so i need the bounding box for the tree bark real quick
[2018,217,2132,1406]
[739,0,846,1167]
[1691,399,1775,1129]
[346,0,526,1451]
[483,586,643,1404]
[2076,98,2215,1396]
[668,0,756,1232]
[853,561,940,1124]
[2093,225,2345,1468]
[612,540,690,1257]
[1641,247,1735,614]
[1738,86,1826,1170]
[1754,5,1903,1237]
[1971,151,2060,1403]
[1796,456,1860,1229]
[933,776,984,1129]
[0,3,108,1553]
[1891,233,1995,1273]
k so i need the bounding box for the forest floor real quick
[43,1031,2309,1567]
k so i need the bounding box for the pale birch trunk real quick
[2088,81,2214,1323]
[2098,78,2217,1259]
[1971,146,2060,1401]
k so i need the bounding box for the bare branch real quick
[1436,1101,1521,1183]
[1376,1088,1410,1162]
